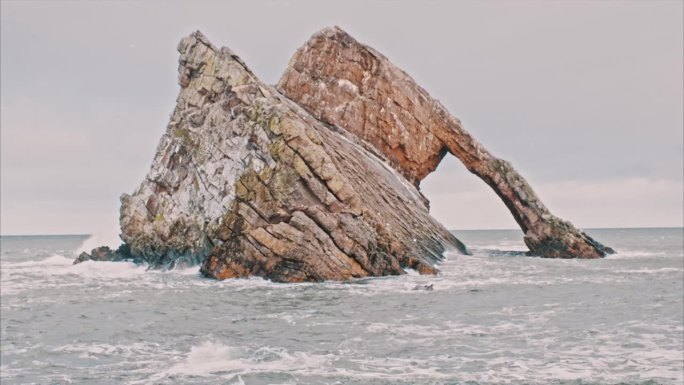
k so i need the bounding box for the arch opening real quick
[419,154,521,232]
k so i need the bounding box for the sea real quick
[1,228,682,385]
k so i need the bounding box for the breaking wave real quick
[75,225,122,255]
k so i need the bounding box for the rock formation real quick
[114,31,466,282]
[278,27,614,259]
[77,27,614,279]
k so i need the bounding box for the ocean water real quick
[1,228,682,385]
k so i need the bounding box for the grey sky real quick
[1,0,682,235]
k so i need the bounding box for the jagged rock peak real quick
[115,30,466,282]
[278,26,614,259]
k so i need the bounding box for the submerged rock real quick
[117,31,466,282]
[278,27,614,259]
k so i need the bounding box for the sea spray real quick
[75,224,122,255]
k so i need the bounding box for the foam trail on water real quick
[606,250,667,259]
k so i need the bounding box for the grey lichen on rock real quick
[118,31,465,281]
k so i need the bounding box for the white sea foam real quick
[7,254,74,267]
[2,230,682,385]
[75,225,122,255]
[470,243,528,252]
[607,249,668,259]
[613,267,683,274]
[402,268,420,275]
[164,341,329,378]
[0,253,149,297]
[8,254,145,279]
[0,243,655,298]
[67,260,147,279]
[167,341,239,376]
[164,265,203,276]
[54,342,167,359]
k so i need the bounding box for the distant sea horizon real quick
[1,226,682,238]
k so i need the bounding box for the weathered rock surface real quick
[80,26,614,277]
[278,27,614,259]
[116,31,466,282]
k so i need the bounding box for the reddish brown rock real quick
[278,27,613,259]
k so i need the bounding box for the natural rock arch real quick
[278,26,613,258]
[86,28,615,283]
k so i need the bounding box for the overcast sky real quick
[1,0,682,235]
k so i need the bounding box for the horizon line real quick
[1,226,683,237]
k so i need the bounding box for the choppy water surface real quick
[1,228,682,384]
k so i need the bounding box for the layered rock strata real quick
[116,31,466,282]
[278,27,614,259]
[78,27,614,279]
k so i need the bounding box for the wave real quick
[2,254,205,278]
[469,243,528,252]
[75,225,122,255]
[2,245,679,298]
[24,318,682,385]
[4,254,145,277]
[68,259,147,279]
[7,254,74,267]
[612,267,683,274]
[149,337,683,384]
[0,254,148,296]
[607,250,669,259]
[53,341,171,360]
[166,341,239,376]
[1,241,681,301]
[159,341,329,381]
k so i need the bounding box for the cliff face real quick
[278,27,614,259]
[118,31,466,282]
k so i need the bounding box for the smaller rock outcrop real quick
[73,245,139,265]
